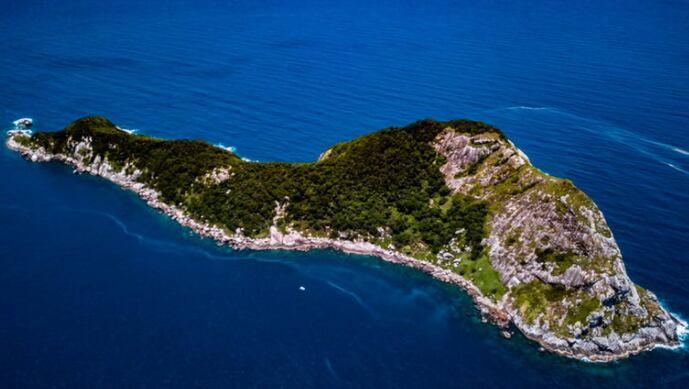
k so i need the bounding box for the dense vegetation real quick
[32,117,240,201]
[29,116,509,297]
[18,116,672,344]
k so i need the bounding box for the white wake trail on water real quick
[667,163,689,175]
[673,147,689,156]
[473,105,551,114]
[56,206,322,273]
[474,106,689,177]
[60,206,208,253]
[326,280,376,317]
[324,358,339,380]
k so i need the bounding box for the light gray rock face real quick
[432,128,684,361]
[562,265,586,287]
[434,132,523,195]
[202,166,233,184]
[318,148,332,162]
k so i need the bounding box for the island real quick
[6,116,685,362]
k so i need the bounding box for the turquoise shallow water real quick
[1,0,689,387]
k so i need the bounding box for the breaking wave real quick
[215,143,259,162]
[116,126,138,134]
[215,143,237,153]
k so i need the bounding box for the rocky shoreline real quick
[5,134,508,323]
[6,131,686,362]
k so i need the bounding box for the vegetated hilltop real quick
[7,116,683,361]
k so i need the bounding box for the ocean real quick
[1,0,689,387]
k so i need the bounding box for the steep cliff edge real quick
[6,116,685,361]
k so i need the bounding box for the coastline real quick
[4,133,508,325]
[6,131,686,362]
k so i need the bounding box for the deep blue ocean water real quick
[1,0,689,387]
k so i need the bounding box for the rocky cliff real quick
[6,116,685,361]
[433,129,683,360]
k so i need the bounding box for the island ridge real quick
[6,116,685,362]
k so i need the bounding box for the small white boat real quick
[13,118,33,128]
